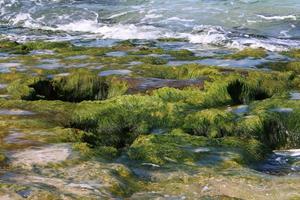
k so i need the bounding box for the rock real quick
[290,92,300,100]
[0,109,35,116]
[99,69,132,76]
[270,108,293,113]
[9,144,73,168]
[105,51,127,57]
[118,77,205,93]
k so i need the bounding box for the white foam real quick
[166,17,194,22]
[257,14,297,21]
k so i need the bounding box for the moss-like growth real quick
[71,95,168,148]
[168,49,196,60]
[263,61,300,75]
[157,38,189,42]
[52,70,109,102]
[129,47,165,55]
[7,70,110,102]
[283,62,300,74]
[141,56,168,65]
[0,151,6,164]
[25,41,74,50]
[0,40,74,54]
[283,49,300,59]
[133,63,220,80]
[225,48,267,60]
[183,109,234,138]
[226,79,269,104]
[7,77,40,100]
[128,129,266,165]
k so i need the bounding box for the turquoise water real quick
[0,0,299,50]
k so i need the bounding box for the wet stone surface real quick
[99,69,132,76]
[0,109,35,116]
[9,144,73,168]
[290,92,300,100]
[118,77,205,93]
[229,105,249,116]
[105,51,127,57]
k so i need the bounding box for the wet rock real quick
[228,105,249,116]
[0,193,22,200]
[0,109,35,116]
[105,51,127,57]
[0,84,7,89]
[118,77,205,93]
[65,55,89,60]
[2,174,107,198]
[151,129,166,135]
[47,72,70,79]
[270,108,293,113]
[9,144,73,168]
[192,147,210,153]
[30,50,54,55]
[16,189,32,198]
[141,163,160,168]
[0,95,10,99]
[99,69,132,76]
[0,63,22,73]
[4,131,31,145]
[37,59,61,69]
[290,92,300,100]
[128,61,143,66]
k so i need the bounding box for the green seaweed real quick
[225,48,268,60]
[128,129,266,165]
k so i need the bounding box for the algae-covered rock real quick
[225,48,268,60]
[7,70,110,102]
[71,95,169,148]
[183,109,234,138]
[128,129,266,166]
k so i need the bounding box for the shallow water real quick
[256,150,300,176]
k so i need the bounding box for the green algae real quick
[266,61,300,74]
[0,151,6,164]
[3,39,300,199]
[7,70,110,102]
[71,95,168,148]
[282,49,300,59]
[141,56,168,65]
[168,49,197,60]
[224,48,268,60]
[183,109,235,138]
[128,47,165,55]
[131,63,220,79]
[128,129,266,166]
[157,38,189,42]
